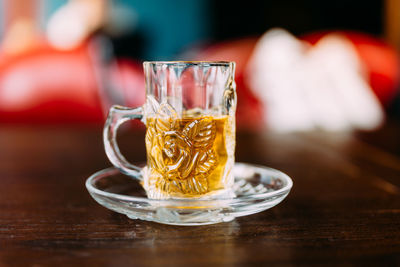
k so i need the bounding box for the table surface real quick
[1,122,399,266]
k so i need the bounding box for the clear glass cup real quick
[104,61,236,199]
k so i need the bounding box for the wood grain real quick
[0,123,399,266]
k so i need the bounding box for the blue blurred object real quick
[118,0,210,60]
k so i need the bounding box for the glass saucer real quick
[86,163,293,226]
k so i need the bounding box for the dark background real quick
[112,0,385,59]
[211,0,383,39]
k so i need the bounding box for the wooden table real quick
[1,122,399,266]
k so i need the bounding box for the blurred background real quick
[0,0,400,132]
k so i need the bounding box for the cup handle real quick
[103,105,144,179]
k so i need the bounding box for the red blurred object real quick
[0,42,145,124]
[302,31,400,106]
[196,38,264,131]
[0,43,104,124]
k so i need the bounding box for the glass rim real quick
[143,61,235,67]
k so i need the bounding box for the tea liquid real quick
[144,115,235,198]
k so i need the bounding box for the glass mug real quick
[104,61,236,199]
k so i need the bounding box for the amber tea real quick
[104,61,236,199]
[143,115,235,199]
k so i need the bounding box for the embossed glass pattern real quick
[104,61,236,199]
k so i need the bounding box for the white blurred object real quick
[46,0,106,50]
[46,0,136,50]
[46,4,88,50]
[247,28,384,132]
